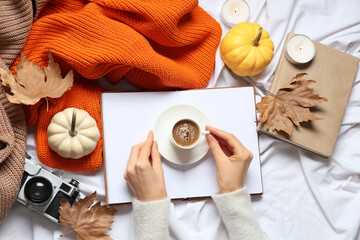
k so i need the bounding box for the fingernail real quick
[147,130,153,138]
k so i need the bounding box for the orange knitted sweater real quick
[11,0,222,171]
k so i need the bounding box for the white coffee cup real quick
[170,118,209,150]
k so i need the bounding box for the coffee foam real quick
[172,120,199,147]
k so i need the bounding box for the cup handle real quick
[201,130,210,135]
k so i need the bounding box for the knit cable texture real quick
[0,0,49,222]
[11,0,222,172]
[0,0,32,68]
[0,86,27,223]
[0,0,48,68]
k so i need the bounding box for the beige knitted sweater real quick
[0,0,48,223]
[0,0,48,71]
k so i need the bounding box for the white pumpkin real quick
[47,107,100,159]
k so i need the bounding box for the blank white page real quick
[101,87,262,204]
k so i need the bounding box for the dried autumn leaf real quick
[59,192,117,240]
[0,51,73,105]
[256,73,328,135]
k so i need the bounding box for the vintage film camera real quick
[17,155,80,223]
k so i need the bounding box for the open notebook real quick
[101,87,263,204]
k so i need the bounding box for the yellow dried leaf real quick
[59,192,117,240]
[256,73,328,135]
[0,51,73,105]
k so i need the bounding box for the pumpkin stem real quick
[69,109,78,137]
[251,27,263,46]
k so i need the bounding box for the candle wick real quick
[298,45,305,55]
[234,8,239,14]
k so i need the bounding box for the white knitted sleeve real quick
[212,187,265,240]
[132,198,170,240]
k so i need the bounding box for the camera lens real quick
[24,177,53,204]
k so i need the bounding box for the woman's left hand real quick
[124,131,167,201]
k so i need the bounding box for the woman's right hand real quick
[205,126,253,193]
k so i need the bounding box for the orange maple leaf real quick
[59,192,117,240]
[256,73,328,135]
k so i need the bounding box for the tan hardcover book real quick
[258,33,359,157]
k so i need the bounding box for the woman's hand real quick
[205,126,253,193]
[124,131,167,201]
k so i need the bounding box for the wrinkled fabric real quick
[1,0,360,239]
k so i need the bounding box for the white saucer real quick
[153,104,210,165]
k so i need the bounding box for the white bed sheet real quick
[1,0,360,239]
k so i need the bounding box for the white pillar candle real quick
[221,0,250,27]
[284,34,316,64]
